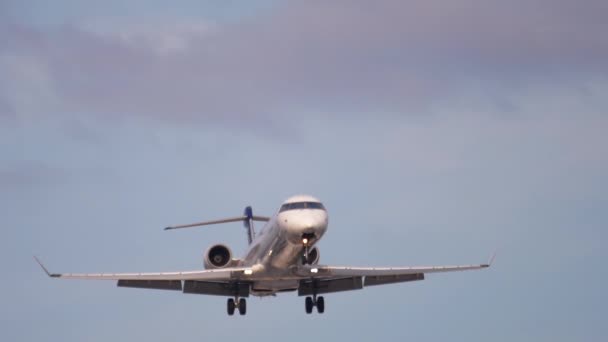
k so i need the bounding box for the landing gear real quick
[304,295,325,314]
[227,298,236,316]
[238,298,247,315]
[302,237,310,265]
[227,298,247,316]
[316,296,325,313]
[301,233,317,265]
[305,296,313,314]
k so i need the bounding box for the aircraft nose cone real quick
[280,210,328,244]
[301,219,319,231]
[296,213,327,231]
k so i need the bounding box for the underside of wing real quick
[114,279,253,297]
[295,259,491,296]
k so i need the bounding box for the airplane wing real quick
[314,263,490,277]
[34,257,251,281]
[35,257,257,296]
[296,256,493,296]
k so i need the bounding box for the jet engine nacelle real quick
[308,246,320,265]
[204,244,234,269]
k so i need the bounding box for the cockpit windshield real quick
[279,202,325,212]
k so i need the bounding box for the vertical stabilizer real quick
[243,206,256,244]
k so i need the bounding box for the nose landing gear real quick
[302,239,310,265]
[304,294,325,314]
[301,233,315,265]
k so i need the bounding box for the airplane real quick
[35,194,492,315]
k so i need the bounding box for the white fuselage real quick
[237,200,328,295]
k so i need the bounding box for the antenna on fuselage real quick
[164,206,269,245]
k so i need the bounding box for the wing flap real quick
[298,277,363,296]
[183,280,250,297]
[117,279,183,291]
[292,259,490,294]
[296,274,425,296]
[364,273,424,286]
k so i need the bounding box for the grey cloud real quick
[0,96,16,120]
[1,0,607,126]
[0,161,67,189]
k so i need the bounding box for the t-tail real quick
[243,206,255,244]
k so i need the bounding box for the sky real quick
[1,0,607,341]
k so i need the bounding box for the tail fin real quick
[243,206,255,244]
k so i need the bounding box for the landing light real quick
[311,268,318,274]
[302,238,309,245]
[244,269,253,275]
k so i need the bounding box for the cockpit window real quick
[279,202,325,212]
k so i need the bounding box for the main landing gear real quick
[305,294,325,314]
[227,297,247,316]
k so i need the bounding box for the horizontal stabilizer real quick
[164,215,269,231]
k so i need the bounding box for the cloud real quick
[0,96,16,120]
[0,0,607,128]
[0,161,68,189]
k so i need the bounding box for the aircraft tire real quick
[227,298,236,316]
[316,296,325,314]
[305,297,313,314]
[239,298,247,315]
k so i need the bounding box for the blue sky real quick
[1,1,607,341]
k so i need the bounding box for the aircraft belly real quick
[252,279,299,292]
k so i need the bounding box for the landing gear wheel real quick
[316,296,325,314]
[227,298,236,316]
[238,298,247,315]
[305,296,313,314]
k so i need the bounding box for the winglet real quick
[33,256,60,278]
[482,252,497,268]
